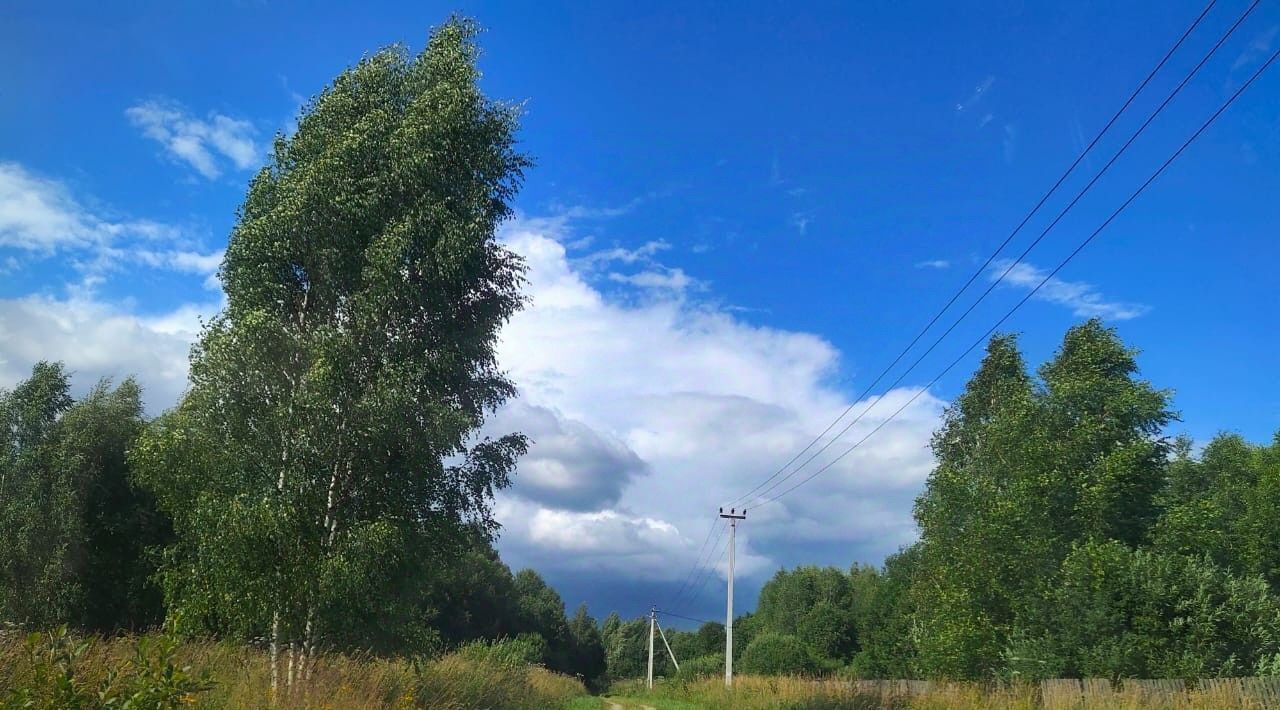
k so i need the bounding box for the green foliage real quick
[738,632,816,676]
[906,321,1176,678]
[847,547,920,679]
[676,653,724,680]
[1154,433,1280,585]
[755,566,857,665]
[0,365,165,632]
[567,604,607,685]
[1013,541,1280,679]
[130,16,530,661]
[603,616,649,680]
[0,626,213,710]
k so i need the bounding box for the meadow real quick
[0,629,586,709]
[603,676,1280,709]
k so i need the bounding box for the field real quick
[601,676,1280,709]
[0,630,587,709]
[7,630,1280,710]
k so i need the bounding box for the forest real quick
[616,321,1280,684]
[3,13,1280,710]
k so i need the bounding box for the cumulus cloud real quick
[990,259,1150,320]
[126,100,260,179]
[490,215,944,614]
[488,402,648,511]
[0,293,217,412]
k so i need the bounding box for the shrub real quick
[0,626,213,709]
[454,634,547,669]
[677,653,724,680]
[738,633,816,676]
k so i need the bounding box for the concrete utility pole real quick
[656,619,680,672]
[647,606,656,689]
[719,507,746,687]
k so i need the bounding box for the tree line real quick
[1,17,608,692]
[606,320,1280,682]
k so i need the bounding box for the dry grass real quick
[615,675,1279,709]
[0,631,587,709]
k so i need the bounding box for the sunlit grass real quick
[611,674,1275,709]
[0,630,587,709]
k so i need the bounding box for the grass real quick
[0,629,589,709]
[606,675,1279,709]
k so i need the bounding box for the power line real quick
[672,525,731,616]
[724,0,1223,510]
[740,0,1259,509]
[753,41,1280,509]
[664,517,726,612]
[656,610,720,627]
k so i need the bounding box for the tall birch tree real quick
[132,17,529,689]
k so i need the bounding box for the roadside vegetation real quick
[0,629,587,709]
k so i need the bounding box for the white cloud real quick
[990,259,1150,320]
[126,100,260,179]
[608,267,700,293]
[490,215,944,597]
[0,162,221,290]
[0,162,176,252]
[0,293,218,413]
[915,259,950,270]
[577,240,671,267]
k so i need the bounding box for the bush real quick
[454,634,548,668]
[677,653,724,680]
[738,633,816,676]
[0,626,213,709]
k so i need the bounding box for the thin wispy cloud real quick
[0,162,179,253]
[955,75,995,113]
[1232,25,1279,72]
[791,211,812,235]
[126,100,261,179]
[0,161,221,292]
[608,266,702,293]
[915,259,950,270]
[990,259,1150,320]
[1003,123,1018,163]
[578,239,671,267]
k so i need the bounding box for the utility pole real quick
[719,507,746,688]
[656,619,680,672]
[647,606,656,690]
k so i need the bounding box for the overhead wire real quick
[724,0,1225,510]
[751,40,1280,509]
[739,0,1260,509]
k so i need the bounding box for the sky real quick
[2,0,1278,626]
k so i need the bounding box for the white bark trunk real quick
[270,610,280,697]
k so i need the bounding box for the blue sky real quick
[2,1,1278,625]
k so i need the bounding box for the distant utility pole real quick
[719,507,746,688]
[647,606,656,690]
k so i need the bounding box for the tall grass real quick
[615,675,1277,709]
[0,631,587,709]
